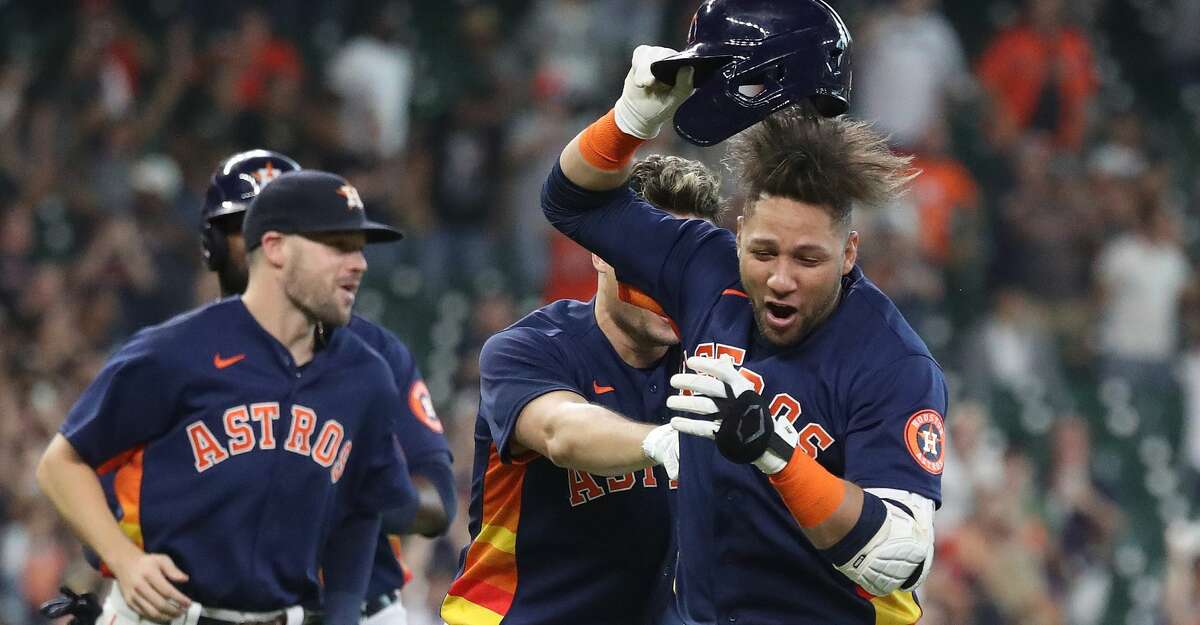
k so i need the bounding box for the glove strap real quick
[578,109,646,171]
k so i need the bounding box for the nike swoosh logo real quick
[213,353,246,369]
[593,381,615,395]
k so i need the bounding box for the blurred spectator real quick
[418,86,508,292]
[977,0,1097,151]
[1177,278,1200,489]
[1044,416,1123,625]
[855,0,973,149]
[1094,200,1191,430]
[1163,520,1200,625]
[962,287,1070,412]
[909,120,982,270]
[327,1,416,159]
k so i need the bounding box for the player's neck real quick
[242,281,317,366]
[594,298,669,369]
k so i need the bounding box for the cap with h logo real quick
[243,170,403,250]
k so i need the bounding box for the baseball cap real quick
[243,170,403,250]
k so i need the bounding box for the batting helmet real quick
[650,0,852,146]
[201,149,300,270]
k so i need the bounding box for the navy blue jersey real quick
[346,315,454,598]
[543,165,947,625]
[61,297,415,611]
[442,299,677,625]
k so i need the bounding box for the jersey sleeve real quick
[478,327,577,463]
[841,354,948,505]
[542,163,739,328]
[345,378,418,516]
[60,329,180,468]
[377,335,453,468]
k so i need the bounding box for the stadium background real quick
[2,0,1200,623]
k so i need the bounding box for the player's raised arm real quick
[558,46,693,192]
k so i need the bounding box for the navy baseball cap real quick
[243,170,403,250]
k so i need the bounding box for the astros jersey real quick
[442,299,677,625]
[544,165,947,625]
[61,297,415,611]
[346,314,453,599]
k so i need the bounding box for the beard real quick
[283,262,351,327]
[217,265,249,297]
[751,279,842,347]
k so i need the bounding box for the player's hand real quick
[641,423,681,480]
[111,552,191,622]
[613,45,695,140]
[667,356,799,474]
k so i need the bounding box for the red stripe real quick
[450,577,514,615]
[722,288,748,298]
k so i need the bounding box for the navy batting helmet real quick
[650,0,851,147]
[201,149,300,270]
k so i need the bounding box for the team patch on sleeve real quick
[409,380,444,433]
[903,410,945,474]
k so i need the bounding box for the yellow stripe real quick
[476,522,517,555]
[872,590,921,625]
[441,595,504,625]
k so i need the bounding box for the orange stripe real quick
[722,288,748,298]
[96,448,137,476]
[445,445,526,618]
[618,283,681,338]
[113,447,146,548]
[448,578,516,616]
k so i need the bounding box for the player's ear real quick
[842,230,858,275]
[735,215,745,258]
[259,232,288,269]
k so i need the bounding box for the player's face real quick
[212,213,250,296]
[594,255,679,348]
[281,232,368,327]
[736,195,857,347]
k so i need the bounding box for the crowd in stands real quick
[2,1,1200,624]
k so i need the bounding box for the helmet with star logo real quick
[201,149,301,271]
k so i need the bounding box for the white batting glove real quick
[668,356,799,474]
[613,45,695,140]
[641,424,680,480]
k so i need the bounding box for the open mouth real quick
[763,301,798,330]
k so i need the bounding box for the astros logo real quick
[336,184,364,211]
[904,409,945,474]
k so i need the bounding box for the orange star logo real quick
[253,161,282,184]
[336,184,364,211]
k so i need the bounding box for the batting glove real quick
[613,45,695,140]
[642,424,681,480]
[667,356,799,474]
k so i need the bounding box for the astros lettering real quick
[186,402,352,481]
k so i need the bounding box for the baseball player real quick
[440,155,723,625]
[539,12,945,625]
[200,150,457,625]
[36,170,418,625]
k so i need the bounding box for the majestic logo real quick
[212,353,246,369]
[904,410,945,474]
[336,184,364,211]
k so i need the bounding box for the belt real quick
[197,615,321,625]
[362,590,402,618]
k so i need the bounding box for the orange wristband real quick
[768,447,847,528]
[578,109,645,171]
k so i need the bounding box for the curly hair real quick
[724,107,915,227]
[629,154,724,222]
